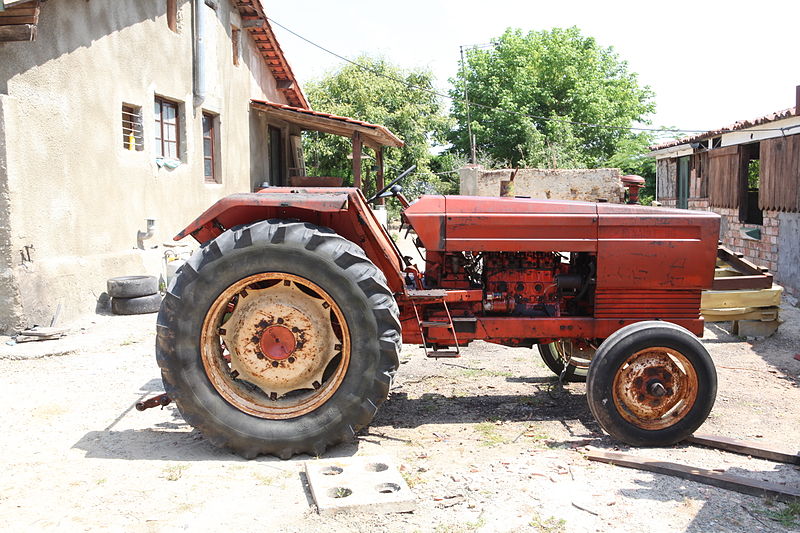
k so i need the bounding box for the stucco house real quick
[649,87,800,299]
[0,0,402,333]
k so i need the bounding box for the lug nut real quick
[649,382,667,397]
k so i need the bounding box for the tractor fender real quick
[174,191,350,244]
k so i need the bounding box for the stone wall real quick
[459,166,625,203]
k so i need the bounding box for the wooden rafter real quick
[232,0,308,108]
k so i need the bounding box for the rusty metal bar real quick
[135,393,171,411]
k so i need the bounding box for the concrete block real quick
[732,319,782,338]
[305,455,415,515]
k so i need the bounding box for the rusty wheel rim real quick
[553,340,593,370]
[611,347,698,430]
[200,273,350,420]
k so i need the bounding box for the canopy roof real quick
[251,100,403,149]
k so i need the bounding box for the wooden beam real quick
[701,305,779,322]
[687,434,800,465]
[352,131,362,189]
[0,23,35,41]
[241,18,265,28]
[375,147,385,206]
[587,450,800,503]
[700,285,782,310]
[712,274,773,291]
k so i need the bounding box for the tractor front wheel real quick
[586,321,716,446]
[156,220,401,459]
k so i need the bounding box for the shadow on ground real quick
[73,375,602,462]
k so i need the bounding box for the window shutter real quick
[760,136,800,212]
[707,146,741,209]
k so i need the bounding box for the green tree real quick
[450,27,656,169]
[303,56,454,199]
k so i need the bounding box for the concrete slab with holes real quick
[304,455,415,514]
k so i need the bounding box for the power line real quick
[267,17,788,137]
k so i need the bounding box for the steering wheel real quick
[366,165,416,204]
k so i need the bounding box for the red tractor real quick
[156,170,720,459]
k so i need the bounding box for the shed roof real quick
[650,106,798,151]
[251,100,404,149]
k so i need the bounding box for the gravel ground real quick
[0,303,798,532]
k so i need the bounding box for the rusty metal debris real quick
[135,393,171,411]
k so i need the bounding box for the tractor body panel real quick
[175,187,406,293]
[176,188,720,345]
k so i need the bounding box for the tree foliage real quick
[303,56,455,199]
[449,27,656,170]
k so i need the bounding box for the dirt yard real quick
[1,303,798,532]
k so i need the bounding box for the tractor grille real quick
[594,289,702,319]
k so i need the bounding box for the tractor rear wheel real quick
[586,321,716,446]
[537,340,593,382]
[156,220,401,459]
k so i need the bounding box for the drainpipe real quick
[193,0,207,106]
[137,219,157,249]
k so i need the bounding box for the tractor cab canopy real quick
[250,100,403,194]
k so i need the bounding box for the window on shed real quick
[202,112,219,183]
[154,96,180,159]
[739,142,762,225]
[676,156,689,209]
[122,104,143,151]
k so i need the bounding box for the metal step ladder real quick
[406,289,461,358]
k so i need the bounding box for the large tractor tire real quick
[586,321,716,447]
[156,220,401,459]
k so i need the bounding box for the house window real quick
[202,112,219,183]
[154,96,180,159]
[231,27,241,66]
[122,104,143,151]
[740,142,762,225]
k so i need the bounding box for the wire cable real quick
[267,17,789,137]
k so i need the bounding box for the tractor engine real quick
[482,252,576,317]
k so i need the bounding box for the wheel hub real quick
[612,347,698,430]
[221,280,340,398]
[260,325,297,361]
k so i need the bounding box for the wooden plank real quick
[688,434,800,464]
[700,285,782,310]
[712,274,773,291]
[0,23,34,41]
[586,451,800,503]
[0,14,36,23]
[702,306,779,322]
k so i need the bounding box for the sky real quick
[264,0,800,143]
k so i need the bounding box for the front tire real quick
[586,321,716,446]
[156,220,401,459]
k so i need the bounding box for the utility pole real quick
[460,45,476,164]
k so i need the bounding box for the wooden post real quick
[351,132,362,189]
[375,147,385,205]
[167,0,177,32]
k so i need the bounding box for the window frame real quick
[121,103,143,151]
[202,111,219,184]
[154,96,180,160]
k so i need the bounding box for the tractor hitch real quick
[136,393,171,411]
